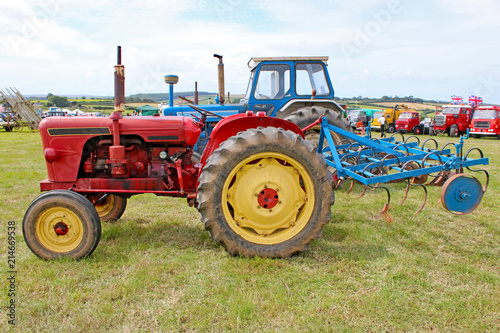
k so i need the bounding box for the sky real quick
[1,0,500,103]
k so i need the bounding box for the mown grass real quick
[1,130,499,332]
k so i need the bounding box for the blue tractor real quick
[161,55,352,155]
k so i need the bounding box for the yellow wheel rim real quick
[35,207,84,253]
[222,152,315,245]
[94,195,114,218]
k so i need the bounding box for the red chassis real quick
[39,111,303,203]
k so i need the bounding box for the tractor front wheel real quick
[197,127,334,258]
[23,190,101,260]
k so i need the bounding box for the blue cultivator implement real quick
[316,117,489,220]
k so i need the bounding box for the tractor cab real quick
[242,57,335,116]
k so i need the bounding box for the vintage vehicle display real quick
[22,47,490,261]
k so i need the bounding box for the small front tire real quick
[23,190,101,260]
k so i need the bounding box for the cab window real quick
[254,64,290,100]
[296,63,330,96]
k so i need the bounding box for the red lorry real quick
[430,104,473,137]
[395,111,423,134]
[469,105,500,139]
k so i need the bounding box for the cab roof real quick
[248,56,329,69]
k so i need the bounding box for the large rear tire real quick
[284,106,353,149]
[197,127,334,258]
[23,190,101,260]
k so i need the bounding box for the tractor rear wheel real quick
[23,190,101,260]
[197,127,334,258]
[284,106,352,149]
[87,194,127,222]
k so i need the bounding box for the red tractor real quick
[430,104,473,137]
[22,49,333,260]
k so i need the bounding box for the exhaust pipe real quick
[114,46,125,113]
[213,54,225,105]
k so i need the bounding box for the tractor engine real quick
[81,137,198,192]
[38,115,202,198]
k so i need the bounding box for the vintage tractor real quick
[161,55,353,153]
[22,47,490,260]
[23,48,333,260]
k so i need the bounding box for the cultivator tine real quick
[357,185,369,198]
[464,148,490,194]
[374,187,392,223]
[318,116,489,217]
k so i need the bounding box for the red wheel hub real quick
[258,188,279,209]
[54,222,69,236]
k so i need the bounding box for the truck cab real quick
[396,111,422,134]
[469,105,500,139]
[432,105,473,137]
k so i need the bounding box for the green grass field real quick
[1,129,499,332]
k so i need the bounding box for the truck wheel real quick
[284,106,353,149]
[23,190,101,260]
[450,126,458,137]
[387,124,396,133]
[88,194,127,222]
[197,127,334,258]
[413,126,422,135]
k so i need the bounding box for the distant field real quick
[370,102,442,111]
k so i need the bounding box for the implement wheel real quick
[441,174,483,215]
[86,194,127,221]
[23,190,101,260]
[284,106,353,149]
[197,127,333,258]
